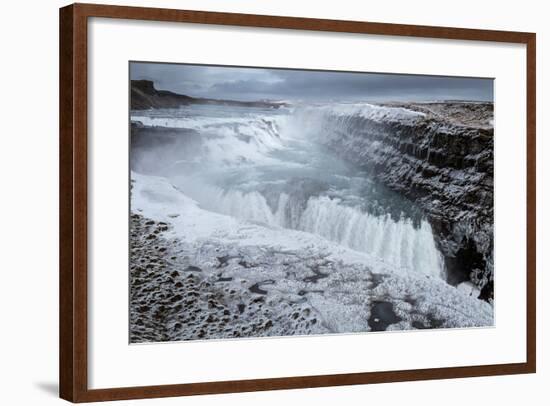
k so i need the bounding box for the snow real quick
[131,171,493,338]
[131,171,388,267]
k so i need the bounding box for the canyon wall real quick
[309,103,494,300]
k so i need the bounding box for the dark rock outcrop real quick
[131,80,195,110]
[313,102,494,300]
[131,80,286,110]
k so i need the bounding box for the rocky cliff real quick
[131,80,286,110]
[308,102,494,301]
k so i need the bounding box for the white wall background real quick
[0,0,546,404]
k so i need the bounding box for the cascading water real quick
[131,103,445,280]
[193,185,443,278]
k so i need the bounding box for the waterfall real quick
[197,187,444,279]
[296,196,443,278]
[143,103,445,280]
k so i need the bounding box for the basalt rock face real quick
[313,103,494,300]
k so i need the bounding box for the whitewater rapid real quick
[131,103,444,279]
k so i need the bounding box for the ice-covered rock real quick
[290,102,494,300]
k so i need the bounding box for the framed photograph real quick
[59,3,536,402]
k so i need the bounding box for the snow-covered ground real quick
[130,171,493,342]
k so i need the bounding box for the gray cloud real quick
[130,62,493,102]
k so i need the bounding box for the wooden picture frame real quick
[59,3,536,402]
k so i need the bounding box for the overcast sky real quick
[130,62,493,102]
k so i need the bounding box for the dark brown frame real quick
[60,3,536,402]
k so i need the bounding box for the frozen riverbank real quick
[130,173,493,343]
